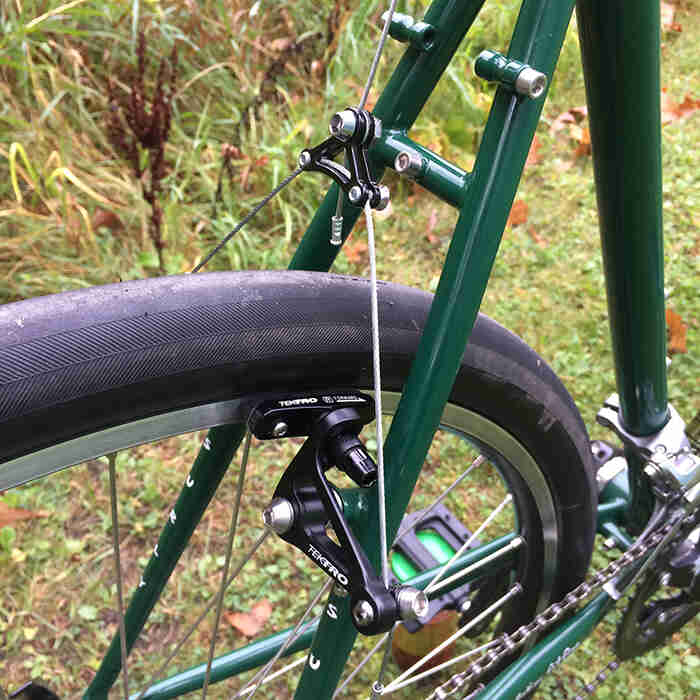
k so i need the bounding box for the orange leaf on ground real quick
[573,127,592,158]
[525,135,542,166]
[528,226,547,247]
[550,106,587,133]
[506,200,529,228]
[0,501,49,528]
[661,1,682,31]
[225,599,272,637]
[666,308,688,355]
[662,89,700,125]
[344,240,368,264]
[426,208,439,244]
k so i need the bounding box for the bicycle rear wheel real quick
[0,271,597,697]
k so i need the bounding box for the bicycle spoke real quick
[369,624,396,699]
[332,632,391,698]
[232,579,333,700]
[107,452,130,700]
[237,655,307,697]
[426,493,513,594]
[134,529,270,700]
[202,431,252,699]
[393,454,485,545]
[382,584,523,694]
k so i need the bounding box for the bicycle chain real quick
[425,515,682,700]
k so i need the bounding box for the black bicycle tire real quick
[0,270,597,692]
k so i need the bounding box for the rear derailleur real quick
[249,391,427,635]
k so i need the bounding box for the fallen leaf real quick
[506,200,529,228]
[528,226,547,247]
[525,135,542,166]
[573,127,591,157]
[550,106,587,133]
[662,90,700,125]
[666,308,688,355]
[344,239,368,264]
[426,208,439,244]
[92,208,123,232]
[0,501,49,528]
[225,599,272,637]
[661,1,682,31]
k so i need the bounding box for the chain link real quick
[425,517,678,700]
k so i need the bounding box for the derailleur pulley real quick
[249,391,427,635]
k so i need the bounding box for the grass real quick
[1,0,699,698]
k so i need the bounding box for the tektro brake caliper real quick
[249,391,428,635]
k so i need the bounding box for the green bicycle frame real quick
[87,1,669,698]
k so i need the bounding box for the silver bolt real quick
[376,185,390,211]
[515,67,548,99]
[352,599,375,627]
[298,151,311,168]
[272,421,288,437]
[394,150,422,177]
[660,572,672,587]
[262,497,295,534]
[348,185,363,204]
[395,586,430,622]
[329,109,357,140]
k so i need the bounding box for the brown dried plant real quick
[106,32,178,274]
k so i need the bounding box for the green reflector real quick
[417,529,455,563]
[390,551,419,582]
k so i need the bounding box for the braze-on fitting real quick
[381,11,436,52]
[474,49,548,99]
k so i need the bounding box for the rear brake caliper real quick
[249,391,427,635]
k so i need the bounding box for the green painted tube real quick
[577,0,668,436]
[478,593,611,699]
[132,623,318,700]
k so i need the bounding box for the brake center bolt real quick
[329,109,358,140]
[352,599,376,627]
[262,497,295,534]
[348,185,364,204]
[272,421,288,437]
[395,586,430,622]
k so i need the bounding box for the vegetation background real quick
[0,0,698,697]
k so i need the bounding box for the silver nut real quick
[395,586,430,622]
[352,599,375,627]
[376,185,390,211]
[348,185,364,204]
[394,150,422,177]
[298,151,312,168]
[262,497,295,534]
[329,109,357,139]
[272,421,288,437]
[515,66,548,99]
